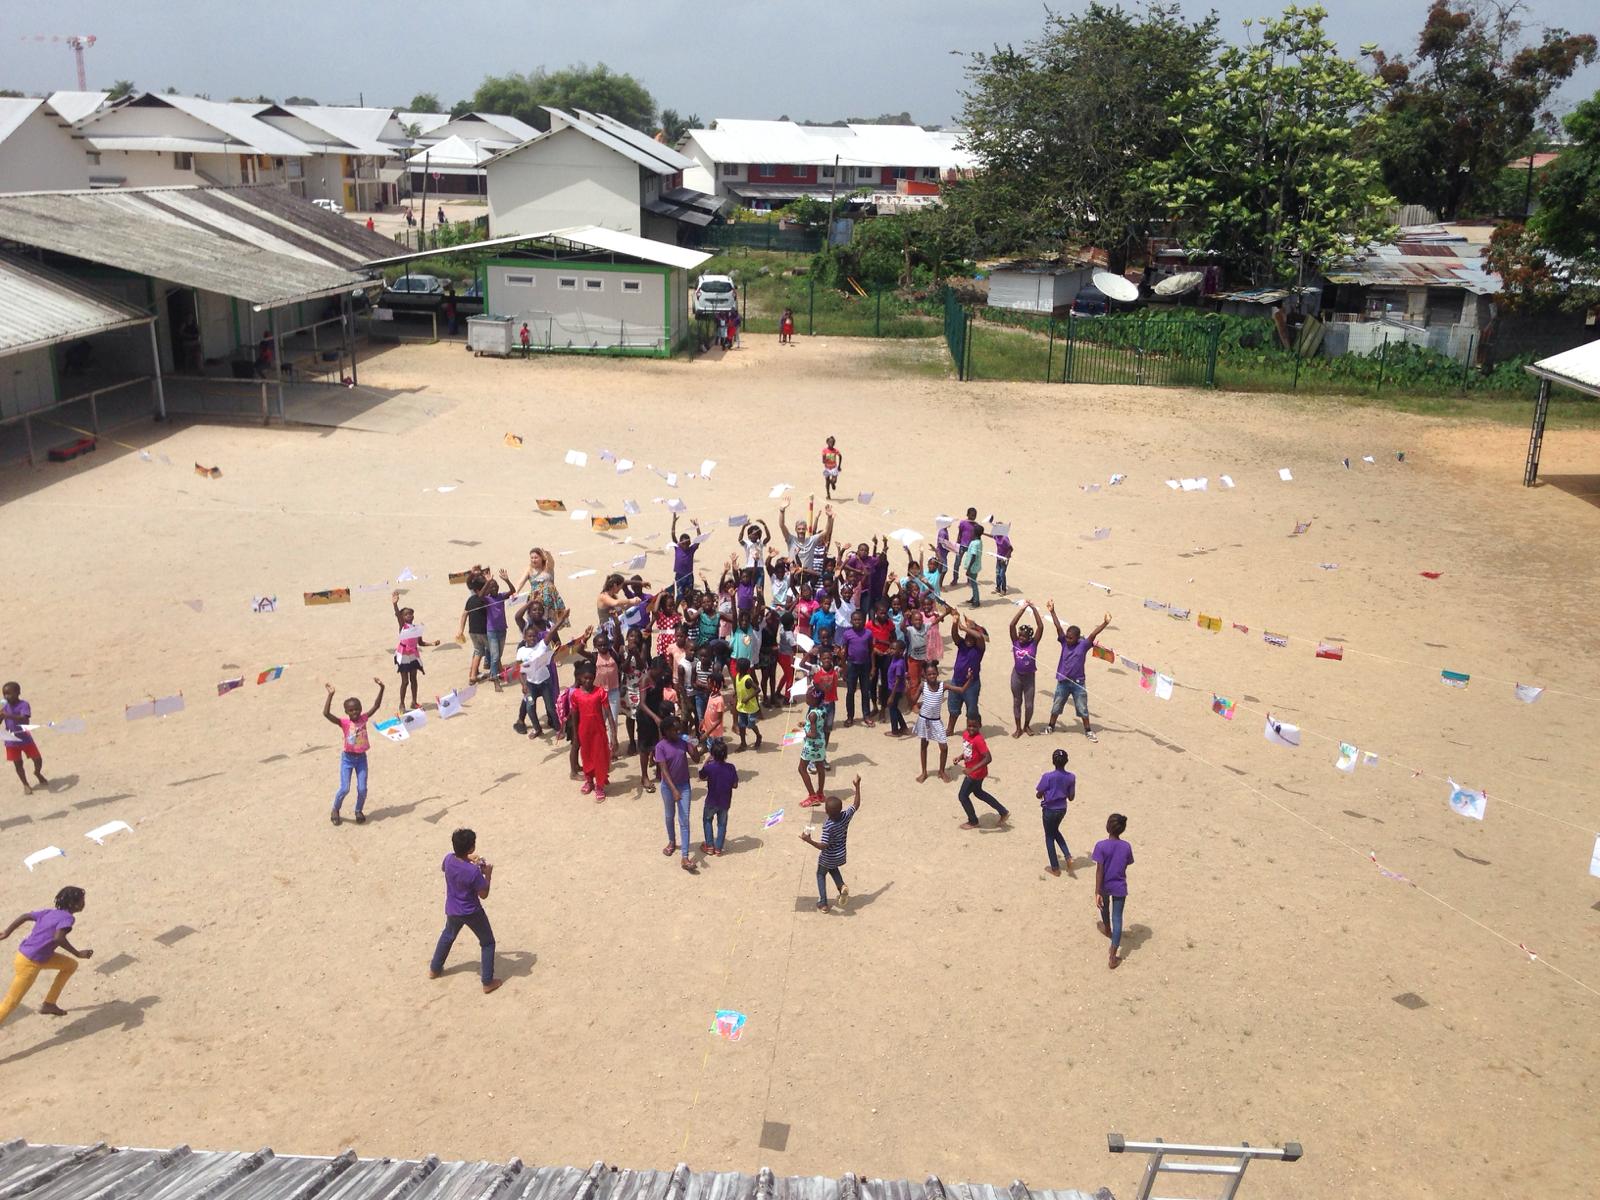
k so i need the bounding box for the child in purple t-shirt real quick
[990,531,1013,595]
[1036,748,1076,876]
[698,737,739,856]
[1045,603,1112,742]
[1093,812,1134,970]
[2,681,46,795]
[0,885,92,1023]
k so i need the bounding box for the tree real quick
[283,95,318,106]
[449,97,473,118]
[107,80,136,100]
[1486,89,1600,311]
[407,92,442,113]
[957,3,1219,266]
[468,63,655,133]
[1367,2,1596,218]
[658,108,701,143]
[1142,5,1396,287]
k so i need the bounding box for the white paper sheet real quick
[565,449,588,467]
[23,846,65,871]
[85,820,133,845]
[700,459,717,478]
[1154,673,1174,700]
[437,691,463,719]
[1278,468,1293,481]
[769,483,792,498]
[1447,779,1487,821]
[623,499,641,515]
[1263,715,1301,748]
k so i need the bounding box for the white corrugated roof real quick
[466,112,539,142]
[81,93,311,157]
[46,90,110,124]
[285,106,410,156]
[1527,339,1600,398]
[0,97,44,146]
[398,111,451,134]
[406,135,495,167]
[685,119,976,170]
[0,252,153,358]
[364,225,710,271]
[490,109,683,175]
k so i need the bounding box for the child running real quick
[698,737,738,857]
[800,775,862,912]
[1093,812,1134,970]
[821,436,843,499]
[323,677,385,825]
[1037,748,1076,876]
[0,885,92,1024]
[427,828,502,994]
[957,716,1009,829]
[2,681,46,795]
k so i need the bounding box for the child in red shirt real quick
[956,717,1009,829]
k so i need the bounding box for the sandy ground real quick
[0,336,1596,1199]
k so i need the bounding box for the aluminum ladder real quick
[1107,1134,1302,1200]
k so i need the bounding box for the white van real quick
[693,274,737,318]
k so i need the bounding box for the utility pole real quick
[823,153,841,250]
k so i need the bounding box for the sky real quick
[3,0,1596,126]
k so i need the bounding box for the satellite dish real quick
[1093,270,1139,303]
[1154,270,1204,297]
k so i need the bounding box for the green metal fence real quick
[943,287,970,381]
[690,224,823,254]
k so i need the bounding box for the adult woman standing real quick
[516,547,568,628]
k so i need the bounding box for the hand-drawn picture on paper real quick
[303,588,351,606]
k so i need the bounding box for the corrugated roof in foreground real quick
[0,252,153,358]
[1526,337,1600,398]
[0,1143,1107,1200]
[0,185,399,308]
[364,225,711,272]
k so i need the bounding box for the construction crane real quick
[20,33,97,90]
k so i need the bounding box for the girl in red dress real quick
[571,661,618,800]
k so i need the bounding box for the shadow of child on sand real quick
[0,995,158,1066]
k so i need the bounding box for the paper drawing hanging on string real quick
[1447,779,1486,821]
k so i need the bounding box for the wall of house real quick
[0,107,92,191]
[487,127,641,236]
[988,269,1091,314]
[0,348,55,420]
[485,259,673,354]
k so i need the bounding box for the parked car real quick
[379,273,447,311]
[1069,284,1110,317]
[693,274,737,319]
[311,198,344,215]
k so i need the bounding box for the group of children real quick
[331,453,1138,958]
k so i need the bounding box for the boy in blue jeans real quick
[801,775,862,911]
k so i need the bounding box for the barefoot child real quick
[698,737,738,856]
[1037,748,1076,876]
[1009,601,1042,738]
[699,671,727,748]
[0,886,92,1024]
[2,682,46,795]
[1093,812,1134,970]
[821,436,843,499]
[801,775,862,911]
[392,593,439,714]
[323,677,385,825]
[733,658,763,750]
[427,828,502,994]
[914,661,950,782]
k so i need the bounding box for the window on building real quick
[584,278,603,292]
[820,164,835,179]
[621,279,642,293]
[854,166,875,183]
[558,277,578,290]
[920,167,939,180]
[174,152,194,171]
[758,163,777,178]
[86,151,101,166]
[721,163,738,177]
[506,274,535,287]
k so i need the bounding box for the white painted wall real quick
[486,262,671,350]
[487,126,643,236]
[0,348,55,419]
[0,104,92,192]
[988,268,1092,314]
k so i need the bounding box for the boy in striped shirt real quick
[801,775,862,912]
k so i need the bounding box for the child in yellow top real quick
[733,657,763,750]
